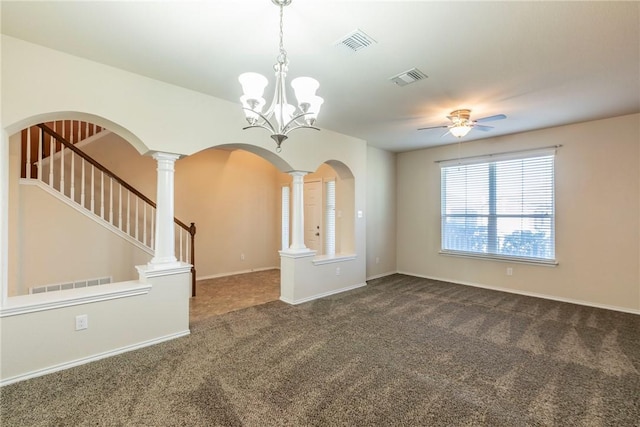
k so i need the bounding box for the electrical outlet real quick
[240,253,245,261]
[336,267,341,276]
[75,314,88,331]
[375,257,380,264]
[506,267,513,276]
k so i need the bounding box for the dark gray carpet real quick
[1,274,639,426]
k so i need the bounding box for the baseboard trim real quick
[197,266,280,281]
[397,271,640,315]
[0,329,190,387]
[366,271,398,281]
[280,282,367,305]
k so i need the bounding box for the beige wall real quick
[81,133,282,279]
[366,146,397,279]
[397,113,640,312]
[16,184,152,295]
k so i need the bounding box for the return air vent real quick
[389,68,428,87]
[29,276,112,294]
[335,29,377,53]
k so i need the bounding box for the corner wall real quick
[366,146,397,279]
[397,114,640,312]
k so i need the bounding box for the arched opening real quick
[290,160,356,258]
[5,119,157,297]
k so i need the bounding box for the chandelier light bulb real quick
[239,72,269,101]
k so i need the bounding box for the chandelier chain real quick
[278,3,287,64]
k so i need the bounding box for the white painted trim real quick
[0,281,152,317]
[136,262,192,278]
[0,329,190,387]
[397,271,640,315]
[366,270,398,281]
[280,282,367,305]
[20,179,154,255]
[279,249,316,259]
[196,266,280,281]
[312,253,357,265]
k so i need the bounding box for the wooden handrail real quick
[37,123,198,295]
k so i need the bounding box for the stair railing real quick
[21,123,197,296]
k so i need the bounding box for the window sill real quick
[439,250,558,266]
[0,281,152,317]
[312,254,357,266]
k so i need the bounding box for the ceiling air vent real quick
[335,29,377,53]
[389,68,428,87]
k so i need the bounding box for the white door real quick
[304,180,322,252]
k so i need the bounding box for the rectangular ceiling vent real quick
[389,68,429,87]
[335,29,377,53]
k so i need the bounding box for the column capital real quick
[151,152,181,162]
[288,170,309,178]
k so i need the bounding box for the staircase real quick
[19,121,197,295]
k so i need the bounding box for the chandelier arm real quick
[282,123,321,135]
[242,123,279,133]
[241,107,277,134]
[281,112,317,134]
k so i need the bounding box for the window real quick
[325,180,336,256]
[440,150,555,263]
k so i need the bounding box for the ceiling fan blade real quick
[475,114,506,123]
[474,124,494,132]
[418,125,449,131]
[440,130,451,138]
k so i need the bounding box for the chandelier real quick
[238,0,323,152]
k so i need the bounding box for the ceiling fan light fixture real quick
[450,125,472,138]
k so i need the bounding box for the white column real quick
[289,171,307,251]
[149,152,181,268]
[281,185,290,250]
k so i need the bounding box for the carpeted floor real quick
[1,274,639,426]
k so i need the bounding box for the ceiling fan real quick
[418,109,507,138]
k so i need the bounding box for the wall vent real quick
[30,276,112,294]
[335,29,377,53]
[389,68,428,87]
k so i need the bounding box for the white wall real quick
[1,268,190,384]
[366,146,397,279]
[397,114,640,312]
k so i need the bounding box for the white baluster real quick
[80,159,85,207]
[127,191,131,235]
[76,120,81,143]
[48,135,54,187]
[25,128,31,179]
[109,178,113,224]
[85,121,89,138]
[135,196,139,240]
[37,128,43,181]
[90,165,95,212]
[60,145,65,196]
[179,227,184,261]
[100,171,104,219]
[143,203,147,245]
[70,152,75,202]
[186,231,190,262]
[150,207,155,249]
[118,185,123,230]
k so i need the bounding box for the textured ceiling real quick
[2,1,639,152]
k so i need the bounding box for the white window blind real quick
[325,180,336,256]
[441,153,555,263]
